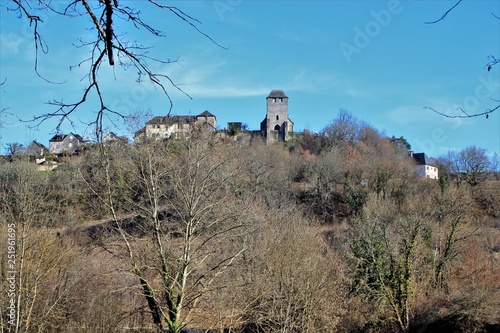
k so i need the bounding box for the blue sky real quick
[0,0,499,158]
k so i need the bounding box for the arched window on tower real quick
[276,115,279,120]
[274,125,280,131]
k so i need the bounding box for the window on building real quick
[276,115,279,120]
[279,98,283,103]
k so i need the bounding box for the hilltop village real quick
[20,89,438,178]
[134,89,294,144]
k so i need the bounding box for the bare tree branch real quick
[424,105,500,119]
[486,55,500,71]
[424,0,463,24]
[104,0,115,66]
[8,0,64,85]
[81,0,106,41]
[0,78,13,127]
[147,0,229,50]
[7,0,225,140]
[424,3,498,119]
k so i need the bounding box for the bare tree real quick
[321,109,361,147]
[4,143,25,161]
[0,161,77,332]
[443,145,494,187]
[431,187,475,290]
[91,135,250,332]
[240,206,348,333]
[310,149,343,219]
[237,142,294,207]
[5,0,224,137]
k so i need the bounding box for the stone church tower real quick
[260,90,294,144]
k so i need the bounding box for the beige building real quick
[411,152,439,180]
[135,111,216,142]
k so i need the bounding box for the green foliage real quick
[227,122,242,135]
[372,168,391,199]
[390,136,411,153]
[348,196,430,333]
[343,173,368,215]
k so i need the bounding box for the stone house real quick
[135,111,217,142]
[49,133,87,155]
[411,152,438,180]
[103,132,128,146]
[26,140,49,158]
[260,90,294,144]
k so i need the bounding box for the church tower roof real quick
[267,90,288,99]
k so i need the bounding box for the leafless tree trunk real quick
[91,134,250,332]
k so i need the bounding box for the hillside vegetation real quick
[1,113,499,333]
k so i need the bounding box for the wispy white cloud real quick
[159,55,343,99]
[275,30,328,43]
[0,32,30,56]
[282,68,334,93]
[344,87,373,99]
[385,105,434,125]
[384,101,474,129]
[186,85,271,98]
[155,57,270,98]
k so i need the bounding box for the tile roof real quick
[146,115,196,125]
[146,111,216,126]
[412,152,437,166]
[49,134,66,142]
[48,132,85,142]
[198,110,216,118]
